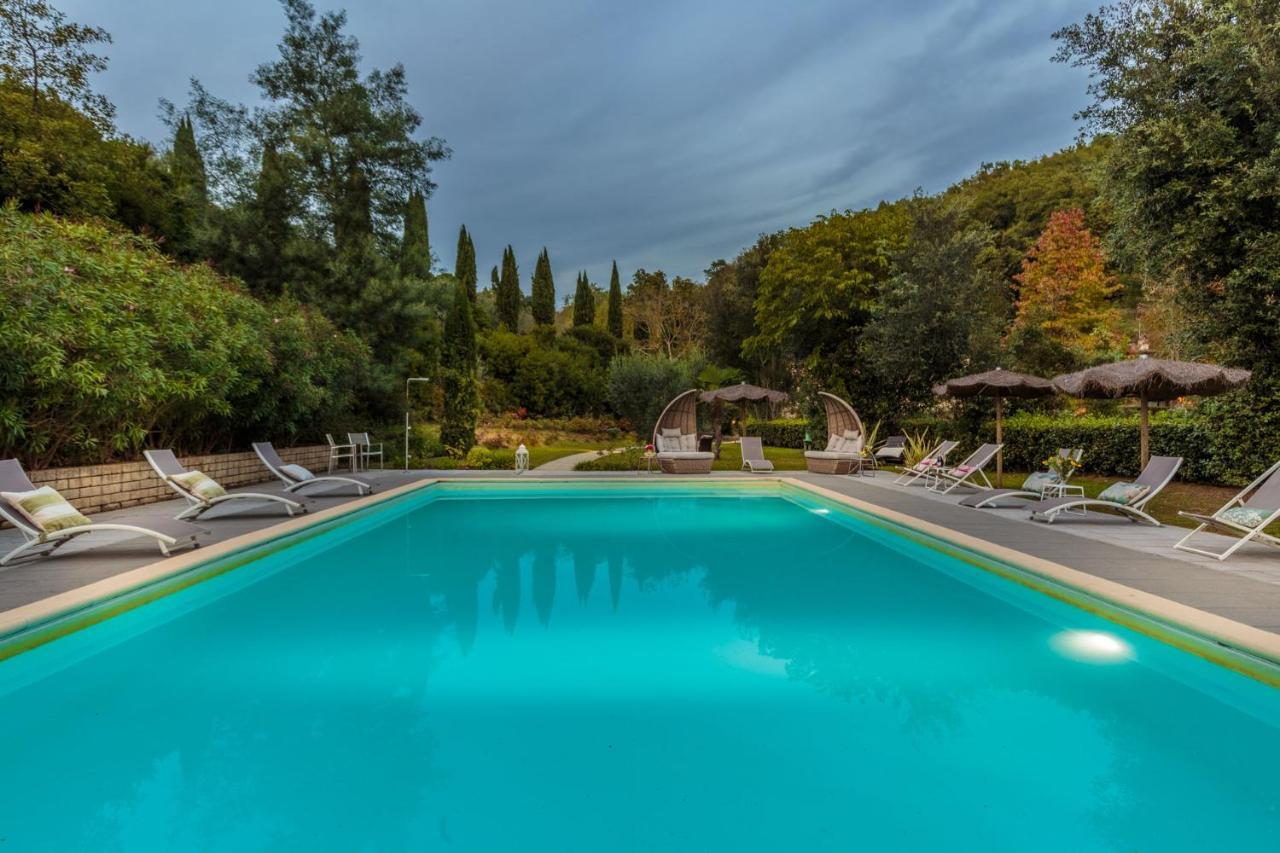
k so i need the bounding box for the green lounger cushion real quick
[1218,507,1273,529]
[171,470,228,502]
[1,486,92,534]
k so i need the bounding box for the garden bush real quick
[743,418,810,448]
[605,354,696,440]
[0,208,370,467]
[478,329,609,417]
[997,412,1216,481]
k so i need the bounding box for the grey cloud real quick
[62,0,1098,289]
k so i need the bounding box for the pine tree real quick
[607,260,624,338]
[531,247,556,326]
[573,271,595,327]
[169,115,208,260]
[454,225,477,302]
[334,163,372,253]
[440,280,479,451]
[400,190,431,278]
[497,245,522,331]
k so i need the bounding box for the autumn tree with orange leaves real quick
[1007,208,1126,372]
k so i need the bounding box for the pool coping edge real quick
[2,474,1279,682]
[783,478,1280,678]
[0,476,442,647]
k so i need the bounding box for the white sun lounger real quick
[1174,459,1280,561]
[1027,456,1183,526]
[144,449,304,521]
[893,440,959,486]
[927,443,1002,495]
[0,459,207,566]
[253,442,373,495]
[739,437,775,473]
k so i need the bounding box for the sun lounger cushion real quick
[657,433,697,453]
[1021,471,1061,494]
[1,486,91,534]
[1219,507,1272,528]
[656,451,714,460]
[824,434,861,454]
[804,450,858,460]
[171,471,227,501]
[1097,482,1150,506]
[281,464,314,481]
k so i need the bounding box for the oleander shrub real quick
[0,207,370,467]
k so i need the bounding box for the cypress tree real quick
[454,225,478,302]
[400,191,431,278]
[169,115,208,260]
[607,260,624,338]
[497,245,522,331]
[573,271,595,327]
[490,264,499,290]
[531,247,556,326]
[440,280,479,452]
[244,142,293,296]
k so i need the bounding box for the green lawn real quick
[421,441,615,470]
[575,441,808,472]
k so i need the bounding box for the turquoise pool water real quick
[1,483,1279,851]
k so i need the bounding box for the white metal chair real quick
[348,432,384,471]
[326,434,357,473]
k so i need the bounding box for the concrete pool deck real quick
[2,467,1279,640]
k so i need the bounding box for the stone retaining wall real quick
[25,445,332,516]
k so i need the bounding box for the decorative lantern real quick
[515,443,530,474]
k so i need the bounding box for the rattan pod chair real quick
[652,389,714,474]
[803,392,865,474]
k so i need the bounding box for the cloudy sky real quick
[64,0,1098,290]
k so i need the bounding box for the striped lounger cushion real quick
[1,486,92,534]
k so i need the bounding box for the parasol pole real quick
[1139,392,1149,469]
[995,393,1004,487]
[711,399,723,459]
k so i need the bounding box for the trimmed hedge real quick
[993,413,1216,482]
[743,418,810,449]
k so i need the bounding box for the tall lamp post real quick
[404,377,431,472]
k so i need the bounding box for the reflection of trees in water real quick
[411,500,1280,848]
[532,545,556,626]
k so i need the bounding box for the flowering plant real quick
[1043,454,1081,479]
[644,443,656,456]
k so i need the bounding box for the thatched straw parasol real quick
[699,383,788,458]
[1053,357,1251,467]
[933,368,1055,485]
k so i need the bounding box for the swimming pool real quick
[1,481,1278,851]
